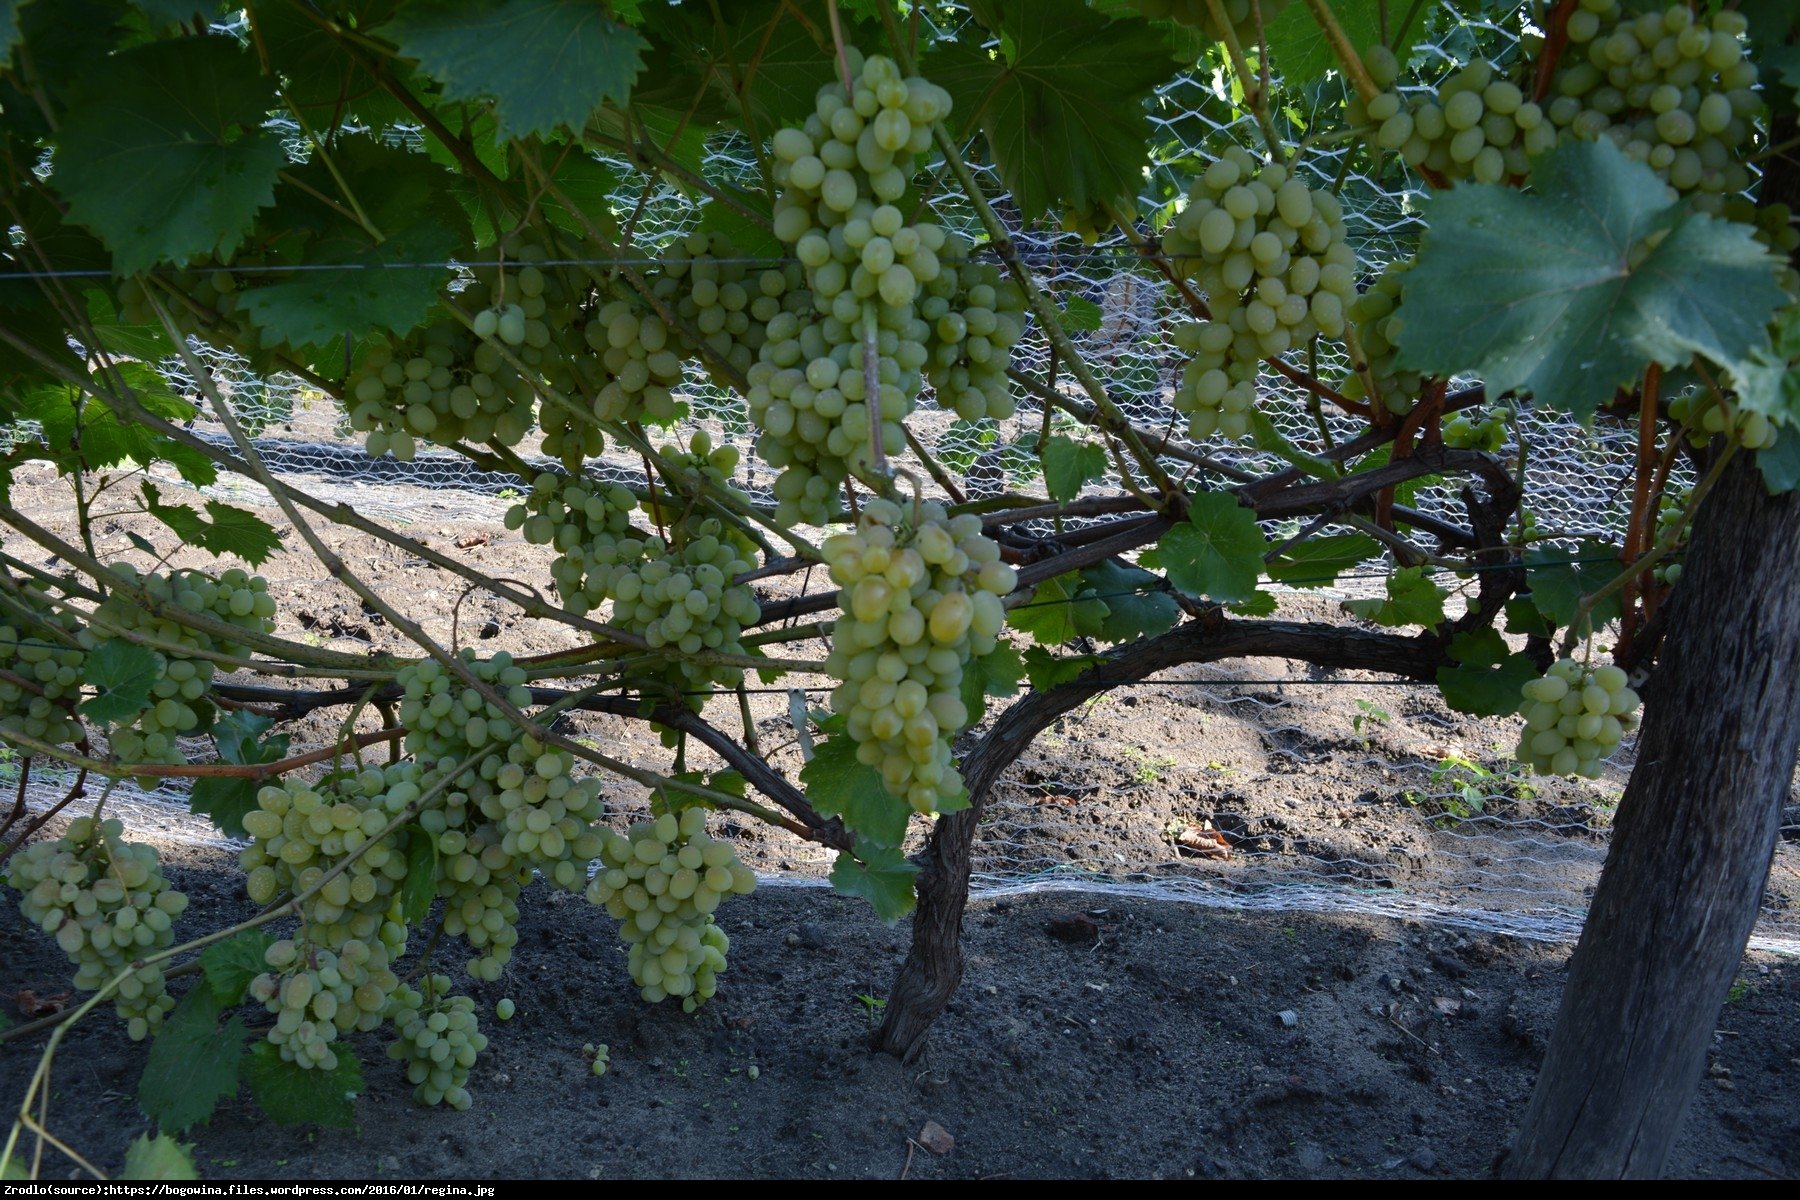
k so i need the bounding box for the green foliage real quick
[1152,492,1267,603]
[120,1133,200,1181]
[199,930,277,1005]
[1436,629,1535,717]
[19,366,216,487]
[137,986,249,1135]
[1344,566,1446,629]
[382,0,649,140]
[142,483,282,567]
[1265,533,1382,589]
[930,0,1173,219]
[189,712,290,839]
[1009,572,1098,645]
[801,734,909,847]
[79,641,160,725]
[51,37,285,274]
[1075,560,1179,643]
[828,839,918,924]
[1397,140,1789,425]
[1526,541,1624,632]
[959,639,1025,726]
[244,1040,363,1129]
[401,823,439,924]
[1042,435,1110,503]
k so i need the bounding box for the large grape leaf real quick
[1525,541,1623,632]
[959,640,1025,727]
[1009,572,1105,645]
[120,1134,199,1181]
[1264,0,1382,87]
[142,482,281,566]
[251,0,406,128]
[0,0,32,74]
[1074,560,1178,643]
[199,929,277,1006]
[1436,629,1535,717]
[928,0,1173,219]
[190,710,289,839]
[137,986,248,1134]
[381,0,648,141]
[245,1041,361,1128]
[1042,435,1110,503]
[50,36,286,274]
[829,839,917,925]
[1265,533,1382,589]
[1152,491,1267,603]
[1343,565,1445,628]
[80,641,160,725]
[1395,139,1788,425]
[800,735,908,848]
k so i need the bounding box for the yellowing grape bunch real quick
[822,498,1014,814]
[1515,658,1641,778]
[587,808,755,1012]
[1163,147,1357,439]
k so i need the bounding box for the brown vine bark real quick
[1499,460,1800,1177]
[874,617,1451,1059]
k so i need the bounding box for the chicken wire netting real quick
[5,2,1797,953]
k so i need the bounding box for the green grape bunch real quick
[4,817,189,1040]
[81,566,276,776]
[1353,49,1551,186]
[504,470,641,613]
[1163,147,1358,439]
[0,578,87,751]
[649,231,811,389]
[1515,658,1642,778]
[588,807,755,1011]
[1341,256,1420,414]
[1668,389,1777,451]
[388,975,489,1109]
[250,935,397,1072]
[1443,409,1508,452]
[822,498,1014,815]
[920,248,1027,422]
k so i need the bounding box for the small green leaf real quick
[1021,645,1099,691]
[1758,434,1800,495]
[120,1133,199,1180]
[80,640,160,725]
[1008,572,1101,645]
[50,37,285,273]
[143,482,281,566]
[1159,492,1267,603]
[1041,435,1110,503]
[800,735,908,848]
[383,0,649,141]
[1344,566,1445,628]
[829,839,917,924]
[191,711,289,838]
[1228,590,1278,616]
[1263,0,1391,87]
[1436,629,1535,717]
[959,640,1024,727]
[138,987,247,1134]
[0,0,33,69]
[1074,561,1177,643]
[236,220,460,352]
[200,930,276,1006]
[400,824,438,925]
[1505,598,1554,639]
[1395,139,1787,424]
[1265,533,1382,589]
[1060,294,1104,332]
[1526,541,1622,632]
[244,1040,361,1128]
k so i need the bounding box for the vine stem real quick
[1206,0,1288,161]
[0,727,398,782]
[1619,363,1663,658]
[1303,0,1382,105]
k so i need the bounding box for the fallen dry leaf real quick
[455,532,491,549]
[916,1121,954,1155]
[1177,824,1232,859]
[16,988,70,1017]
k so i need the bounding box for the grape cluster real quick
[388,975,488,1109]
[250,935,396,1071]
[1515,658,1641,778]
[1668,389,1777,451]
[581,292,687,426]
[1652,490,1688,587]
[1162,147,1357,439]
[1353,50,1550,186]
[81,566,276,774]
[920,248,1026,421]
[4,817,188,1039]
[1443,409,1507,452]
[504,470,640,612]
[822,499,1014,814]
[585,1041,611,1076]
[1548,2,1762,209]
[649,231,810,388]
[586,808,754,1011]
[754,50,955,523]
[1341,257,1420,414]
[0,580,86,750]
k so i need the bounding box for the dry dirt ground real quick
[1,460,1797,1180]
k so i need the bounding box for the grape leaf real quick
[1344,565,1445,628]
[382,0,649,141]
[829,839,917,924]
[142,482,281,566]
[1505,597,1554,640]
[120,1133,199,1181]
[80,641,160,725]
[1758,435,1800,495]
[236,219,459,352]
[400,824,438,924]
[1395,139,1788,425]
[133,1,218,24]
[1156,491,1267,603]
[1074,560,1177,643]
[1228,590,1278,616]
[1263,0,1388,87]
[959,640,1025,727]
[190,711,289,839]
[137,986,247,1134]
[1265,533,1382,589]
[800,735,908,848]
[21,363,211,484]
[1021,645,1099,690]
[244,1040,361,1128]
[50,36,285,274]
[1009,572,1102,645]
[1525,541,1622,632]
[0,0,32,70]
[540,153,623,243]
[200,929,276,1006]
[1061,295,1104,333]
[1041,435,1110,503]
[251,1,406,128]
[1436,629,1535,717]
[928,0,1173,219]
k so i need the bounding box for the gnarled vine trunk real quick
[1500,453,1800,1178]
